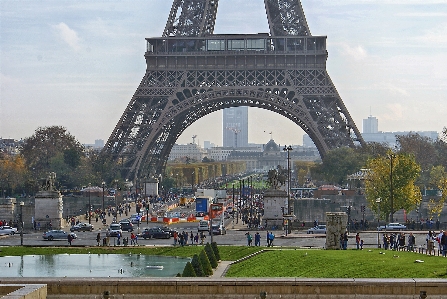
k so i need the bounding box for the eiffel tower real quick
[103,0,365,180]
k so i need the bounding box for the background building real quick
[222,106,248,148]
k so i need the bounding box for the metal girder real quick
[163,0,218,37]
[102,1,365,181]
[265,0,310,36]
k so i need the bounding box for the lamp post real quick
[388,153,396,223]
[376,198,381,248]
[191,171,195,195]
[88,184,91,224]
[102,181,105,213]
[232,183,235,229]
[19,201,24,246]
[283,145,293,235]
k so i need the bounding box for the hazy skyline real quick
[1,0,446,147]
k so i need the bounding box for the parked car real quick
[378,223,407,231]
[119,220,134,232]
[307,225,327,234]
[70,223,94,232]
[42,230,77,241]
[107,223,123,237]
[140,227,171,239]
[0,226,18,235]
[198,220,209,232]
[212,223,226,235]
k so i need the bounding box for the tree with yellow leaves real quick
[365,151,422,222]
[427,165,447,217]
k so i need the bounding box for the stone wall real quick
[2,278,446,299]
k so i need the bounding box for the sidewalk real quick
[211,261,233,278]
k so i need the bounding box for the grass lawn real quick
[1,246,445,278]
[225,248,447,278]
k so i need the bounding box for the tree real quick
[182,261,196,277]
[211,242,221,261]
[205,242,218,268]
[191,254,204,277]
[316,147,365,185]
[199,250,213,276]
[427,165,447,217]
[21,126,85,181]
[0,155,28,196]
[365,151,422,221]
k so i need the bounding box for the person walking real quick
[355,233,360,250]
[96,233,101,246]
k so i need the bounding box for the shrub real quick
[199,250,213,276]
[205,242,218,268]
[182,261,196,277]
[191,254,205,277]
[211,242,221,261]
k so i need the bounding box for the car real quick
[140,227,171,239]
[70,223,94,232]
[43,230,77,241]
[129,214,141,224]
[378,223,407,231]
[212,223,226,235]
[0,225,18,235]
[198,220,209,232]
[119,220,134,232]
[307,225,327,234]
[107,223,123,237]
[161,226,177,237]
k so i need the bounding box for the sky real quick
[1,0,446,147]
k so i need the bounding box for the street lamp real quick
[88,184,91,224]
[283,145,293,235]
[376,198,381,248]
[19,201,24,246]
[102,181,105,212]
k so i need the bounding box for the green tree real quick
[211,242,221,261]
[191,254,204,277]
[182,261,196,277]
[365,151,422,221]
[199,250,213,276]
[427,165,447,217]
[205,242,218,268]
[21,126,85,184]
[317,147,365,185]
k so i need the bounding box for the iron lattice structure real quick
[103,0,365,180]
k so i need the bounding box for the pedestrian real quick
[254,232,261,246]
[342,232,348,250]
[173,231,178,246]
[441,231,447,257]
[130,233,135,245]
[190,231,194,244]
[360,239,364,250]
[96,233,101,246]
[266,231,270,247]
[246,232,252,246]
[67,234,73,246]
[355,233,360,250]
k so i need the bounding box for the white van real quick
[198,220,209,232]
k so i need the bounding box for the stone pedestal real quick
[263,189,288,230]
[34,191,63,229]
[143,177,159,198]
[325,212,348,250]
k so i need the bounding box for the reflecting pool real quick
[0,254,190,277]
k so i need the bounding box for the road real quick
[0,222,431,249]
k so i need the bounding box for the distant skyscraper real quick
[363,116,379,134]
[223,107,248,148]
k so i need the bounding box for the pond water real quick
[0,254,190,277]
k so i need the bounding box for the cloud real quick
[338,43,368,61]
[382,103,404,121]
[53,22,81,51]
